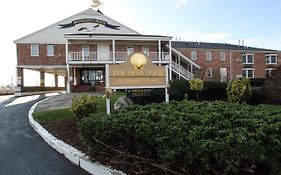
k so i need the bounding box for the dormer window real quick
[266,54,277,64]
[242,53,254,64]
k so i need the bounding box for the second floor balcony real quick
[68,51,170,64]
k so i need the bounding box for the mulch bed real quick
[42,119,181,175]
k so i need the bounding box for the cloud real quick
[174,0,204,8]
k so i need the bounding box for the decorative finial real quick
[91,0,102,8]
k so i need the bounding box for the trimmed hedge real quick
[79,101,281,175]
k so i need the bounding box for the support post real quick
[169,40,172,80]
[112,39,116,63]
[165,65,169,102]
[54,75,58,88]
[105,64,110,115]
[40,71,45,87]
[66,39,70,93]
[158,40,161,65]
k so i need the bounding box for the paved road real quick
[0,94,87,175]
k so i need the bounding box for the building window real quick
[81,69,104,85]
[31,45,39,57]
[266,68,276,78]
[266,54,278,64]
[220,51,226,61]
[47,45,54,57]
[206,68,212,78]
[142,46,149,54]
[206,52,212,61]
[242,53,254,64]
[242,68,254,78]
[127,46,134,55]
[191,51,197,60]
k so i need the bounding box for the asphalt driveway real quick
[0,94,87,175]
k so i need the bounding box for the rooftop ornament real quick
[91,0,102,9]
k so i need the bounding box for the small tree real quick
[227,78,251,103]
[189,78,204,101]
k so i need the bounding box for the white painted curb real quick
[29,95,126,175]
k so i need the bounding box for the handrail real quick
[68,51,170,62]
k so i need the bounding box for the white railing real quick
[68,52,170,63]
[171,61,194,80]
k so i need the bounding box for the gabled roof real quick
[15,8,140,44]
[172,41,279,52]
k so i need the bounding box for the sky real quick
[0,0,281,86]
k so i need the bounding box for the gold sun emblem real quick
[130,53,148,69]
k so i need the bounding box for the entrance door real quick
[98,44,110,61]
[220,68,227,82]
[82,45,90,60]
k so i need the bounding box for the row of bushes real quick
[128,80,228,105]
[79,100,281,174]
[129,78,280,105]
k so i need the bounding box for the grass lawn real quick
[33,92,125,123]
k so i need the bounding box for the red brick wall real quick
[178,48,281,81]
[17,44,66,65]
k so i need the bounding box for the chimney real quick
[175,37,178,41]
[242,40,245,46]
[238,40,241,46]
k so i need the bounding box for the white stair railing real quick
[171,61,194,80]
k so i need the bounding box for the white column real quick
[105,64,111,115]
[158,40,161,65]
[165,65,169,102]
[169,40,172,80]
[112,39,116,64]
[66,39,70,93]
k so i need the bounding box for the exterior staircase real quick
[169,47,201,80]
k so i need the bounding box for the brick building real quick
[14,8,280,95]
[172,41,281,81]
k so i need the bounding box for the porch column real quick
[66,38,70,93]
[112,39,116,63]
[40,71,45,87]
[16,67,24,88]
[54,75,58,88]
[178,55,181,79]
[158,40,161,65]
[169,40,172,80]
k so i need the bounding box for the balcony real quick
[68,52,170,64]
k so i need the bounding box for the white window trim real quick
[142,46,149,54]
[127,46,134,55]
[265,54,278,65]
[265,68,276,77]
[191,51,197,61]
[242,68,255,78]
[47,44,54,57]
[206,68,213,78]
[206,52,212,61]
[242,53,254,64]
[31,45,39,57]
[220,51,226,61]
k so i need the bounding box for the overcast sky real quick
[1,0,281,86]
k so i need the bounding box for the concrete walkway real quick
[35,92,103,112]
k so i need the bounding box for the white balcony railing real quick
[68,52,170,63]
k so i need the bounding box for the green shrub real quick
[71,95,98,120]
[261,66,281,105]
[79,101,281,174]
[227,78,251,103]
[201,81,228,101]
